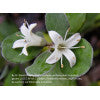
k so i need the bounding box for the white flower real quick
[46,29,85,68]
[12,21,46,56]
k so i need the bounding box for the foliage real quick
[0,13,96,86]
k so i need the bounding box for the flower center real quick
[57,43,66,51]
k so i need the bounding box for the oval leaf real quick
[66,13,86,34]
[1,32,42,63]
[25,51,55,77]
[45,13,69,38]
[60,38,93,77]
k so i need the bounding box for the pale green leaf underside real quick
[1,32,42,63]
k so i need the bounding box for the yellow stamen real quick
[67,27,70,32]
[80,46,85,48]
[16,34,24,38]
[73,57,75,59]
[16,34,20,37]
[24,40,26,42]
[77,39,80,41]
[61,64,63,68]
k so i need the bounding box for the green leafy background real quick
[1,13,99,86]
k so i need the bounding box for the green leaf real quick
[0,19,18,42]
[1,32,42,63]
[4,66,23,86]
[79,13,99,33]
[45,13,69,38]
[0,48,5,71]
[0,65,8,80]
[60,38,93,78]
[36,63,76,86]
[66,13,86,34]
[25,51,55,76]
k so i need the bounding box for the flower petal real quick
[29,23,37,33]
[12,39,26,48]
[66,33,81,48]
[46,49,62,64]
[48,31,63,44]
[20,23,29,36]
[20,44,28,56]
[63,49,76,67]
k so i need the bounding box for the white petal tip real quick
[31,23,37,27]
[75,33,80,35]
[46,58,58,65]
[70,62,76,68]
[48,31,63,44]
[19,52,28,56]
[33,23,37,25]
[12,46,14,49]
[24,53,28,56]
[25,54,28,56]
[29,23,37,30]
[70,65,74,68]
[46,59,53,64]
[74,33,81,37]
[48,30,55,34]
[46,60,50,64]
[12,45,16,49]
